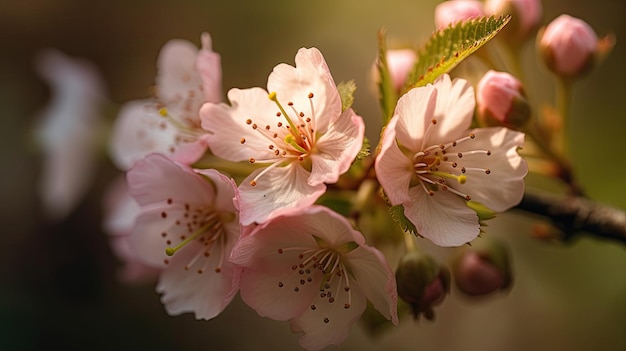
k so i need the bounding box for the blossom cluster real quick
[32,0,613,349]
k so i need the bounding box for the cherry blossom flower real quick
[110,33,221,170]
[127,153,241,319]
[230,206,397,351]
[33,49,107,220]
[485,0,542,40]
[200,48,365,225]
[386,49,417,92]
[375,74,527,247]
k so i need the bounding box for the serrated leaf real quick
[389,204,418,235]
[337,80,356,112]
[406,15,510,89]
[376,29,398,125]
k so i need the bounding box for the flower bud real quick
[476,70,531,128]
[452,238,512,296]
[539,14,598,79]
[387,49,417,92]
[485,0,542,43]
[434,0,484,29]
[395,250,450,320]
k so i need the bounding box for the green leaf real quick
[406,15,511,89]
[466,200,497,221]
[337,80,356,112]
[389,204,418,236]
[376,29,398,125]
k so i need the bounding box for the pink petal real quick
[309,108,365,186]
[127,153,215,207]
[103,176,141,237]
[405,186,480,246]
[374,116,414,205]
[267,47,342,133]
[237,163,326,225]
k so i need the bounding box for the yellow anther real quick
[159,107,169,117]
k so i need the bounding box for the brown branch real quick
[514,191,626,245]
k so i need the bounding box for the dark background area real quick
[1,0,625,350]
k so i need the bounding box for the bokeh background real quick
[1,0,625,350]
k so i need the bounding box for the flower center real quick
[160,198,232,274]
[412,119,492,200]
[153,106,205,154]
[276,245,353,325]
[241,92,317,186]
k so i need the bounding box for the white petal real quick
[309,108,365,185]
[393,84,438,151]
[453,127,527,211]
[157,240,240,320]
[428,74,475,145]
[237,163,326,225]
[103,176,141,237]
[201,87,280,162]
[345,245,398,325]
[290,285,366,351]
[267,47,342,132]
[374,116,414,205]
[405,186,480,246]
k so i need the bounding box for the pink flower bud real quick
[452,238,512,296]
[435,0,484,29]
[386,49,417,92]
[485,0,542,41]
[539,14,598,78]
[477,70,530,128]
[395,250,450,320]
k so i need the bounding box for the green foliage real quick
[389,204,418,236]
[376,29,398,125]
[406,15,510,89]
[356,137,371,160]
[337,80,357,112]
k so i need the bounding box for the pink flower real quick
[375,74,527,247]
[386,49,417,92]
[435,0,484,29]
[230,206,398,350]
[539,14,598,77]
[110,33,221,170]
[33,49,107,220]
[476,70,530,128]
[127,153,241,319]
[485,0,542,39]
[200,48,365,225]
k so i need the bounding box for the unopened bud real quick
[476,70,530,128]
[539,14,598,79]
[485,0,542,43]
[452,238,512,296]
[435,0,484,29]
[395,250,450,320]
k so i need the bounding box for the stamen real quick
[268,92,299,137]
[165,214,217,256]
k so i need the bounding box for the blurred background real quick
[1,0,625,350]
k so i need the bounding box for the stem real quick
[514,191,626,245]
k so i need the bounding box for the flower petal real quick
[393,84,438,151]
[290,284,367,351]
[404,186,480,246]
[374,116,414,205]
[156,238,240,320]
[429,74,475,145]
[309,108,365,185]
[237,163,326,225]
[453,127,527,211]
[201,87,279,162]
[267,47,341,132]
